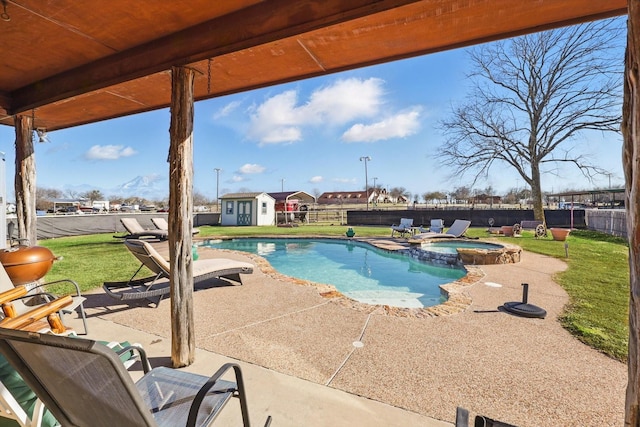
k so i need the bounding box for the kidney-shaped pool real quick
[202,238,466,309]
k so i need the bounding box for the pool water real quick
[203,238,466,308]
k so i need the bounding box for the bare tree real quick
[80,189,104,201]
[36,187,62,211]
[389,186,406,203]
[439,19,623,223]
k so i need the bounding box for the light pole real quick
[281,178,285,192]
[359,156,371,211]
[372,177,378,207]
[214,168,221,212]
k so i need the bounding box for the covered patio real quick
[1,1,638,424]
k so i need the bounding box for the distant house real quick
[317,190,370,205]
[318,189,407,205]
[371,188,408,204]
[471,194,502,205]
[219,192,275,226]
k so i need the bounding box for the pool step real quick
[343,290,441,308]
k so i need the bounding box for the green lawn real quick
[39,225,630,361]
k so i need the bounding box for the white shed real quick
[219,192,275,226]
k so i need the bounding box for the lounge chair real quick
[432,218,444,233]
[151,217,200,235]
[424,218,444,233]
[103,239,253,306]
[0,263,88,335]
[411,219,471,240]
[114,218,168,241]
[0,328,271,427]
[391,218,414,237]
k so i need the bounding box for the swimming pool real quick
[202,238,466,308]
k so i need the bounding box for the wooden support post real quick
[624,4,640,425]
[169,66,196,368]
[13,115,37,245]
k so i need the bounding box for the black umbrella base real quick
[503,301,547,319]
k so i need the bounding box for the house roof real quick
[318,191,368,199]
[0,1,626,132]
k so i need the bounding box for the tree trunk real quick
[168,66,195,368]
[624,3,640,425]
[530,162,546,226]
[13,115,37,245]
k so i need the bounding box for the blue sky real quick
[0,32,625,203]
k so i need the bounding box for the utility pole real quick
[359,156,371,211]
[214,168,221,212]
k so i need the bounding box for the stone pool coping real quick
[203,236,495,318]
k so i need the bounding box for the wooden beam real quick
[624,1,640,423]
[8,0,424,114]
[169,66,196,368]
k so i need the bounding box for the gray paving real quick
[67,238,626,427]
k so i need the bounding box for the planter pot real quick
[550,228,571,241]
[501,225,514,237]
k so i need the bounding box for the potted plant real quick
[549,228,571,241]
[501,225,514,237]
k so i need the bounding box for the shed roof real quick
[268,191,316,203]
[220,192,275,200]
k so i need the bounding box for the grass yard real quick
[39,224,630,361]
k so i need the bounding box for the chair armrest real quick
[114,344,152,373]
[0,286,28,306]
[0,295,73,330]
[26,278,83,298]
[187,363,252,427]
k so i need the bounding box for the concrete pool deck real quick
[70,236,626,426]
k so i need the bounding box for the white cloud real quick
[238,163,266,174]
[231,175,246,182]
[309,176,323,183]
[248,77,385,145]
[342,107,422,143]
[213,100,242,119]
[84,145,136,160]
[332,178,357,184]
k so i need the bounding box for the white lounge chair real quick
[412,219,471,240]
[115,218,168,241]
[151,217,200,235]
[391,218,414,237]
[103,239,254,306]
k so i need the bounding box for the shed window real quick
[226,201,234,215]
[261,202,267,214]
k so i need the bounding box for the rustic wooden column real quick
[169,66,196,367]
[13,115,37,245]
[625,3,640,425]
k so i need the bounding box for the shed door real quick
[237,201,252,226]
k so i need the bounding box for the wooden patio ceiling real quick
[0,0,627,132]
